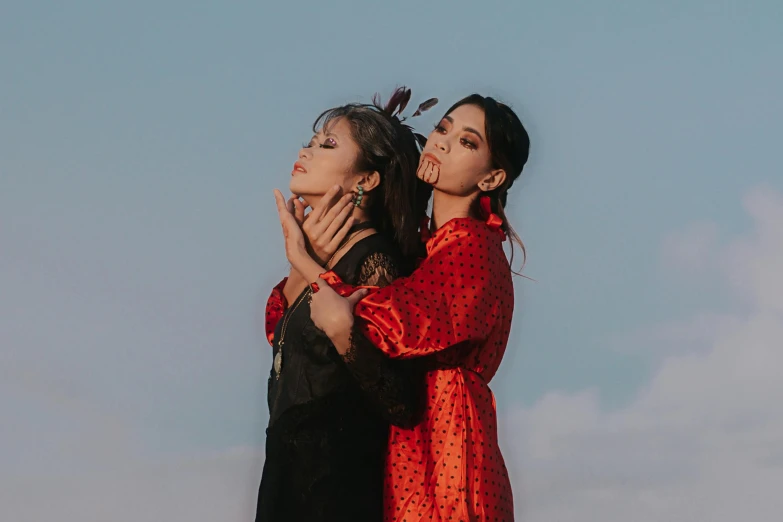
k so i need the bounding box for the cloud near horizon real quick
[502,185,783,521]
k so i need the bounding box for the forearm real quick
[282,268,308,305]
[289,250,325,285]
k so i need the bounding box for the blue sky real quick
[2,1,782,520]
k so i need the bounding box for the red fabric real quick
[479,195,506,241]
[322,218,515,521]
[318,270,343,286]
[319,270,380,297]
[264,273,376,346]
[264,278,288,346]
[422,198,505,243]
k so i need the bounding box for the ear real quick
[478,168,506,192]
[357,171,381,193]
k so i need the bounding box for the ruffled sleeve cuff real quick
[317,270,379,296]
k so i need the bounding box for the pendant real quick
[273,349,283,378]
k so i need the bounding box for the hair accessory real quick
[479,195,507,241]
[372,87,439,150]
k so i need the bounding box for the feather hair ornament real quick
[373,86,438,150]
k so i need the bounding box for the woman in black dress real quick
[256,89,435,521]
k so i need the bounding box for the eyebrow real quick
[312,130,338,143]
[319,125,339,140]
[443,115,485,143]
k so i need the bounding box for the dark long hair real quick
[445,94,530,266]
[313,92,432,264]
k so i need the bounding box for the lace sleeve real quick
[339,251,423,427]
[342,319,424,428]
[356,251,400,287]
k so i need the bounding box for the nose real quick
[433,136,449,153]
[298,147,310,159]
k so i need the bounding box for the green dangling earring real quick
[354,184,364,207]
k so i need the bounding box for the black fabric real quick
[342,318,425,429]
[256,234,424,522]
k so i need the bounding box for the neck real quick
[430,190,478,230]
[304,194,370,223]
[352,207,370,223]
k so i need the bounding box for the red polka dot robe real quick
[334,215,515,521]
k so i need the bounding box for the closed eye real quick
[302,137,337,149]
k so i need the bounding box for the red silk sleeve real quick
[264,278,288,346]
[317,270,379,296]
[320,220,509,358]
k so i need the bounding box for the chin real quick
[417,173,438,187]
[288,178,323,205]
[289,176,308,195]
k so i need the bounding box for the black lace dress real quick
[255,233,423,522]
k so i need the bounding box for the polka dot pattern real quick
[264,278,288,346]
[353,218,516,521]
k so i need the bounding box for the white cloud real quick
[503,186,783,521]
[608,311,742,357]
[723,186,783,314]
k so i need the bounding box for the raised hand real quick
[301,185,357,266]
[274,189,308,266]
[289,195,306,226]
[309,284,370,354]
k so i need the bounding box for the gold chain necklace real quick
[273,288,311,380]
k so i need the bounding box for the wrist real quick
[289,246,311,273]
[292,243,309,263]
[305,244,327,266]
[324,309,354,341]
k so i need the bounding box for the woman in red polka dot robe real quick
[274,94,530,521]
